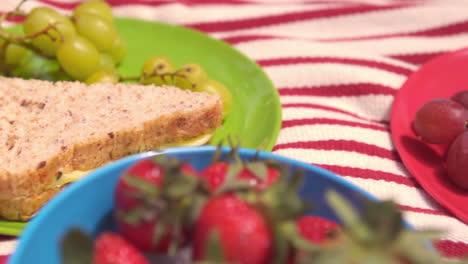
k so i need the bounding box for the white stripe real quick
[232,35,468,59]
[273,148,407,176]
[276,124,393,150]
[282,107,386,125]
[341,177,438,210]
[0,239,16,255]
[280,95,395,122]
[340,178,468,243]
[264,64,407,89]
[213,4,468,39]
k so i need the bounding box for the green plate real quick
[0,18,281,236]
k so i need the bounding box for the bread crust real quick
[0,81,223,221]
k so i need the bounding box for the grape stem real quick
[119,75,141,81]
[0,23,61,60]
[119,72,191,84]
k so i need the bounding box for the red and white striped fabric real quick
[1,0,468,262]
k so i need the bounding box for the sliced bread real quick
[0,77,223,220]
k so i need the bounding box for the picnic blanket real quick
[0,0,467,261]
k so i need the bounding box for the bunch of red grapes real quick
[413,90,468,190]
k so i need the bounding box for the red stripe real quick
[0,255,7,264]
[398,204,451,217]
[257,57,413,76]
[279,83,398,96]
[410,20,468,37]
[282,103,388,125]
[317,164,420,187]
[389,52,445,65]
[0,13,25,23]
[435,240,468,258]
[185,4,412,32]
[223,34,281,44]
[281,118,389,132]
[273,139,401,161]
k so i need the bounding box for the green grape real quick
[85,70,119,85]
[52,70,72,82]
[141,55,174,76]
[0,38,6,56]
[176,63,208,87]
[108,34,126,64]
[140,73,193,90]
[74,13,117,52]
[23,7,76,56]
[57,36,100,81]
[73,0,113,23]
[98,53,116,72]
[196,79,232,118]
[5,44,28,66]
[173,74,193,90]
[140,74,171,86]
[11,52,59,80]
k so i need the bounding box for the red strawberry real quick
[296,216,341,245]
[201,161,280,192]
[192,194,273,264]
[114,157,199,253]
[93,232,149,264]
[287,216,341,264]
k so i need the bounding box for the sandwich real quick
[0,77,223,221]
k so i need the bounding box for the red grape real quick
[446,131,468,189]
[413,98,468,144]
[451,90,468,109]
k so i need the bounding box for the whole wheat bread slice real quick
[0,77,223,220]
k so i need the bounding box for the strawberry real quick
[192,161,311,264]
[296,191,443,264]
[114,156,201,254]
[192,194,273,264]
[201,161,280,192]
[287,216,341,264]
[93,232,149,264]
[296,216,340,245]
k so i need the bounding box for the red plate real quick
[391,48,468,223]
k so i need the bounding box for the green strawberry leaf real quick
[281,221,319,252]
[188,194,208,225]
[166,174,198,199]
[212,141,224,163]
[116,206,147,225]
[123,174,159,197]
[60,228,94,264]
[396,230,444,264]
[205,230,225,262]
[215,162,243,195]
[151,155,169,166]
[325,190,372,244]
[152,216,168,247]
[362,200,403,244]
[245,161,268,181]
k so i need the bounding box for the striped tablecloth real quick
[1,0,468,262]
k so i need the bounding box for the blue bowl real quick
[9,146,384,264]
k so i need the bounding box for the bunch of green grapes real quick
[137,55,233,118]
[0,1,231,118]
[0,0,126,82]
